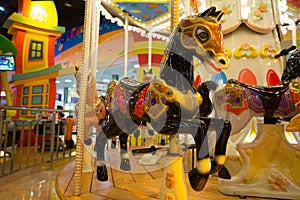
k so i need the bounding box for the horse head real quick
[105,80,117,110]
[74,65,100,108]
[143,69,154,82]
[181,6,229,71]
[161,6,229,91]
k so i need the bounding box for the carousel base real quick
[55,148,278,200]
[219,123,300,200]
[219,183,300,200]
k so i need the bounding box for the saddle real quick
[227,79,289,98]
[119,76,151,97]
[227,79,290,119]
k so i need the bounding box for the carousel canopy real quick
[113,0,170,23]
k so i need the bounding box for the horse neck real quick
[160,36,195,91]
[280,68,290,84]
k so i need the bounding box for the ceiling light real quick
[55,80,60,84]
[0,91,6,97]
[64,79,72,83]
[103,79,110,83]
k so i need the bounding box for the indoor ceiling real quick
[0,0,299,99]
[1,0,299,36]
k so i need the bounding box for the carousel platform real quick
[55,148,277,200]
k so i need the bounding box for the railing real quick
[0,106,76,177]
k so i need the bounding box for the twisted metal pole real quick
[124,12,129,77]
[148,31,152,70]
[74,0,92,196]
[170,0,179,32]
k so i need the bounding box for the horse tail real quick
[197,80,219,117]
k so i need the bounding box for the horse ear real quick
[215,10,224,22]
[75,66,79,71]
[199,6,216,19]
[143,69,147,75]
[149,68,153,74]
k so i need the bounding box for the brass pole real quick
[170,0,179,31]
[74,0,92,196]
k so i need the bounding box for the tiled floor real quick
[0,148,281,200]
[0,157,74,200]
[55,148,279,200]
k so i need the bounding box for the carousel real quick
[55,0,300,200]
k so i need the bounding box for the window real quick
[23,87,29,95]
[32,96,42,104]
[32,85,43,94]
[28,40,43,61]
[21,83,49,116]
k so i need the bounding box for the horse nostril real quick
[219,59,226,65]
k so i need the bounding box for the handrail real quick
[0,105,74,113]
[0,106,76,177]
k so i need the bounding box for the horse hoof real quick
[97,166,108,181]
[218,166,231,179]
[120,158,131,171]
[188,168,209,191]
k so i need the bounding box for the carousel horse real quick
[74,66,106,144]
[212,45,300,136]
[159,6,232,179]
[93,6,232,192]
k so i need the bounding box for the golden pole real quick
[159,1,187,199]
[74,0,92,196]
[170,0,179,31]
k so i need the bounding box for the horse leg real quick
[188,120,211,191]
[95,130,108,181]
[119,132,131,171]
[202,118,231,178]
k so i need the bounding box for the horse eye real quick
[166,90,173,96]
[196,27,209,42]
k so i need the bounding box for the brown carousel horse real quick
[74,66,106,145]
[212,46,300,136]
[92,6,231,192]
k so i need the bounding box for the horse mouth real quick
[203,51,229,73]
[208,59,221,73]
[201,54,221,73]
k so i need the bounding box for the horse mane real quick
[281,48,300,83]
[197,6,224,22]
